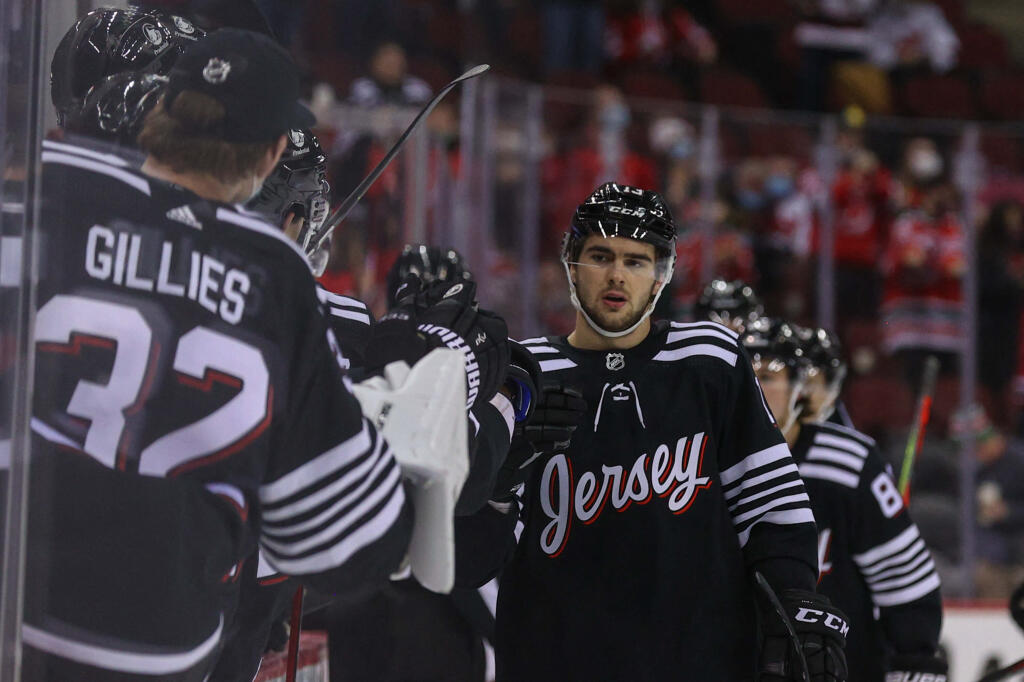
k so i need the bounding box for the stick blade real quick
[456,64,490,82]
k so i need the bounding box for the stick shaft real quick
[285,586,303,682]
[898,355,941,503]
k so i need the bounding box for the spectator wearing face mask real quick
[881,137,965,387]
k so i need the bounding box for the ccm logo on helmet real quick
[607,205,646,218]
[794,607,850,637]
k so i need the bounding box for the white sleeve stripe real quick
[798,463,859,488]
[489,392,516,441]
[858,539,927,576]
[329,308,372,325]
[722,462,800,501]
[865,549,931,586]
[262,480,406,575]
[262,463,402,556]
[727,479,806,512]
[653,344,738,366]
[524,345,560,354]
[669,320,740,340]
[260,423,373,504]
[732,492,811,526]
[720,443,792,486]
[737,508,816,547]
[539,358,577,372]
[666,328,739,347]
[42,139,130,166]
[518,337,549,345]
[813,433,869,457]
[806,446,865,471]
[215,207,310,264]
[756,379,776,423]
[853,525,920,566]
[263,448,393,535]
[41,152,151,195]
[868,559,936,592]
[263,429,384,522]
[318,290,367,310]
[871,573,941,607]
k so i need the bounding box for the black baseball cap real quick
[164,28,315,142]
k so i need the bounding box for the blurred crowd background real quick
[144,0,1024,599]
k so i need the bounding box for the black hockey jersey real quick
[495,320,818,682]
[24,139,411,681]
[791,421,943,681]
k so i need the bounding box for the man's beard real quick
[580,292,651,333]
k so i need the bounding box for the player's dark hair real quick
[137,91,278,183]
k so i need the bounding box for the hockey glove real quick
[885,653,947,682]
[492,382,587,498]
[367,277,510,409]
[759,589,849,682]
[504,340,542,424]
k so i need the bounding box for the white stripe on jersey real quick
[330,307,372,324]
[665,327,738,346]
[806,446,865,471]
[214,207,310,264]
[22,615,223,675]
[539,358,577,372]
[732,492,811,525]
[720,442,792,486]
[42,139,131,167]
[726,478,805,512]
[853,525,941,607]
[669,320,740,340]
[814,432,870,456]
[798,462,860,488]
[204,482,246,512]
[737,508,816,547]
[41,151,151,196]
[524,345,560,355]
[722,460,801,502]
[653,343,738,366]
[260,422,373,505]
[519,336,550,345]
[262,481,406,575]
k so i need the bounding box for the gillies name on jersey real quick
[84,223,250,325]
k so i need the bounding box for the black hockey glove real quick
[759,589,849,682]
[492,382,587,499]
[366,276,510,409]
[885,653,947,682]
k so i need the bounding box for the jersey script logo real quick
[606,352,625,371]
[203,58,232,84]
[538,431,712,557]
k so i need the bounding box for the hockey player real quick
[797,325,856,429]
[743,318,946,681]
[487,183,847,681]
[26,29,507,681]
[694,277,764,333]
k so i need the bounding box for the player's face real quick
[571,236,660,333]
[753,358,793,427]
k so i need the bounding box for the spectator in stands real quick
[881,137,965,387]
[951,405,1024,598]
[831,111,894,320]
[348,41,432,108]
[604,0,716,86]
[978,201,1024,426]
[648,116,699,221]
[539,0,604,75]
[762,157,818,318]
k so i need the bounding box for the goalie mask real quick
[247,129,331,237]
[561,182,676,338]
[694,279,763,333]
[385,244,472,309]
[797,326,847,424]
[51,7,204,135]
[741,317,809,435]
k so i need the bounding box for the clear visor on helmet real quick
[752,356,808,435]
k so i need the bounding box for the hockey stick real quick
[302,63,491,254]
[285,586,303,682]
[753,571,811,682]
[976,655,1024,682]
[897,355,941,504]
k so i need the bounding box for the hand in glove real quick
[492,382,587,498]
[759,588,849,682]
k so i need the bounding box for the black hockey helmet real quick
[77,71,168,143]
[798,326,847,385]
[694,279,763,332]
[386,244,473,309]
[51,6,204,131]
[248,129,330,231]
[565,182,676,260]
[740,317,808,379]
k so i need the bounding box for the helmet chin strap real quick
[562,259,670,339]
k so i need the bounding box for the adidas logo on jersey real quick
[166,205,202,229]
